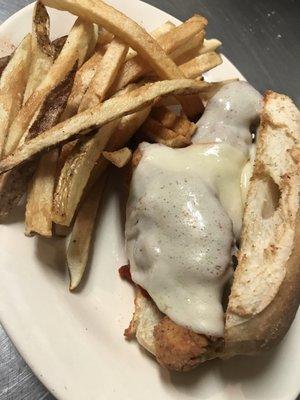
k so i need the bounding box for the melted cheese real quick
[125,81,262,337]
[126,143,246,336]
[193,81,262,155]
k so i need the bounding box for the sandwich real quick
[122,81,300,371]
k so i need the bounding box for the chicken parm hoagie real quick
[122,81,300,370]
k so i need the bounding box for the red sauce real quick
[118,264,151,299]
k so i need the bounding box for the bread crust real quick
[225,212,300,355]
[225,91,300,355]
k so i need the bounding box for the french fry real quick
[126,21,175,61]
[25,149,58,236]
[174,38,222,66]
[0,34,32,157]
[0,64,76,220]
[111,16,207,93]
[42,0,204,118]
[61,47,105,121]
[151,106,197,138]
[87,106,152,191]
[53,38,129,226]
[25,64,77,236]
[53,119,118,226]
[103,147,132,168]
[0,79,210,175]
[180,52,222,79]
[79,38,128,109]
[67,172,108,291]
[23,1,54,104]
[0,165,36,220]
[139,117,192,148]
[200,38,222,54]
[4,18,95,156]
[62,34,130,120]
[171,31,205,64]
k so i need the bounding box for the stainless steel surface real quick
[0,0,299,399]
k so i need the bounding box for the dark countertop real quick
[0,1,299,399]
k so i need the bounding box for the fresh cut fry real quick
[4,18,95,156]
[79,38,128,109]
[108,107,152,151]
[0,165,36,220]
[87,106,152,192]
[53,120,118,225]
[25,64,77,236]
[62,22,175,120]
[0,64,76,219]
[140,117,193,148]
[0,79,210,174]
[103,147,132,168]
[23,1,54,104]
[180,52,222,79]
[42,0,204,118]
[53,38,128,226]
[150,106,197,139]
[0,34,32,156]
[42,0,199,80]
[61,47,105,120]
[174,38,222,66]
[171,31,205,64]
[25,150,58,236]
[111,16,207,93]
[126,21,175,61]
[67,173,108,291]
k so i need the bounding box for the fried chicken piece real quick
[153,316,210,371]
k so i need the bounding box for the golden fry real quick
[0,79,210,178]
[103,147,132,168]
[4,18,95,156]
[67,173,108,291]
[79,38,128,109]
[112,16,206,92]
[0,35,32,156]
[23,1,54,104]
[61,47,105,121]
[180,52,222,79]
[42,0,204,118]
[25,65,77,236]
[140,118,191,148]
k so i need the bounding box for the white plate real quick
[0,2,299,400]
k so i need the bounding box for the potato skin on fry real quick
[25,64,77,236]
[4,18,95,156]
[0,34,32,156]
[27,61,78,140]
[0,55,10,78]
[23,1,54,104]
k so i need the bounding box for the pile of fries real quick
[0,0,227,290]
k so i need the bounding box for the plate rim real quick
[0,2,297,400]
